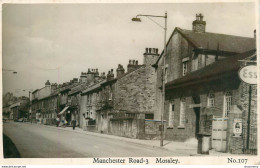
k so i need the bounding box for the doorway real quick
[192,95,200,138]
[194,107,200,138]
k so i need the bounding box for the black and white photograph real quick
[1,0,258,164]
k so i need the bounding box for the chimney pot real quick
[146,48,148,53]
[192,13,206,33]
[136,60,138,65]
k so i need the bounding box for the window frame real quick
[178,97,186,128]
[223,91,232,117]
[168,103,175,128]
[207,91,215,107]
[182,61,188,76]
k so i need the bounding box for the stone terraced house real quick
[153,13,256,154]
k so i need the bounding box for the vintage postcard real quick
[0,0,259,166]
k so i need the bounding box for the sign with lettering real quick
[238,65,257,85]
[233,118,242,137]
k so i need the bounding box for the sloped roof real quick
[177,28,256,53]
[81,80,106,94]
[153,27,256,66]
[165,49,256,90]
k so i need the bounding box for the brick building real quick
[153,13,256,153]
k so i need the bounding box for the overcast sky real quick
[2,2,256,97]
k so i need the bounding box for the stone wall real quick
[164,81,241,142]
[114,65,156,114]
[144,120,166,140]
[155,32,194,121]
[227,82,257,154]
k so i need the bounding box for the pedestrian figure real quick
[56,117,60,127]
[72,120,76,130]
[64,119,68,127]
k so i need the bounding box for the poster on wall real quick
[233,118,242,137]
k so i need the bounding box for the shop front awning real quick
[58,106,69,116]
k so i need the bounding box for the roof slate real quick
[178,28,256,53]
[165,49,256,89]
[153,27,256,66]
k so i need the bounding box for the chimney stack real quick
[80,72,87,83]
[127,59,140,72]
[45,80,51,86]
[107,69,114,81]
[100,72,106,79]
[192,13,206,33]
[143,47,159,66]
[51,83,58,93]
[254,29,256,39]
[116,64,125,78]
[87,68,96,84]
[94,68,99,77]
[73,78,78,83]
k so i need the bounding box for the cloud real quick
[2,3,255,96]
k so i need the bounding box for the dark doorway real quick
[192,95,200,138]
[194,107,200,138]
[66,112,71,123]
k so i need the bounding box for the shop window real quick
[179,97,186,127]
[207,91,215,107]
[168,103,175,128]
[223,91,232,117]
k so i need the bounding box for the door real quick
[194,107,200,138]
[212,116,227,152]
[192,95,201,138]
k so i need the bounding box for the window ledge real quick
[167,127,173,129]
[177,126,185,129]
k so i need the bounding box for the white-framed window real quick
[168,103,175,127]
[179,97,186,127]
[223,91,232,117]
[183,61,188,76]
[207,91,215,107]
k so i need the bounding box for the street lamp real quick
[132,12,167,147]
[3,69,18,74]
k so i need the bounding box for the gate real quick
[242,108,257,155]
[212,116,228,152]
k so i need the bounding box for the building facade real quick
[153,13,256,153]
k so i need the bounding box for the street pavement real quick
[3,121,197,158]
